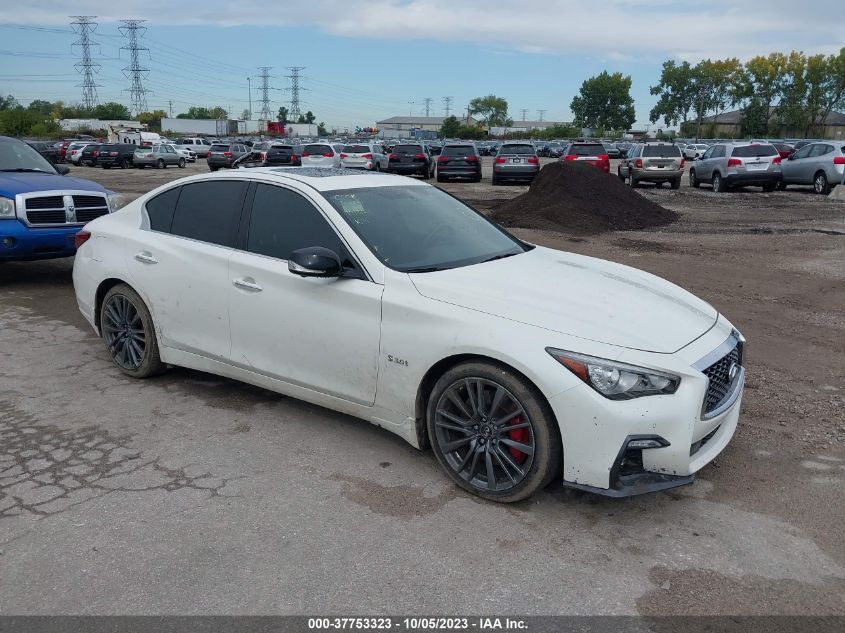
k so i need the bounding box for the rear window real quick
[567,144,604,157]
[394,144,423,154]
[304,144,332,155]
[210,144,230,152]
[499,144,535,155]
[269,145,294,153]
[732,145,778,158]
[642,145,682,158]
[442,145,475,157]
[343,145,371,154]
[133,147,150,153]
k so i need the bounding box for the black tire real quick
[617,166,626,182]
[762,183,776,192]
[712,172,725,193]
[100,284,165,379]
[689,169,699,188]
[491,176,500,186]
[776,180,787,191]
[156,159,165,169]
[629,176,639,188]
[813,171,831,195]
[102,164,110,170]
[137,164,146,169]
[472,174,482,183]
[671,178,681,190]
[427,361,562,503]
[178,158,186,168]
[436,173,446,182]
[209,166,218,172]
[121,158,131,169]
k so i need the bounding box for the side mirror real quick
[288,246,343,278]
[56,164,70,175]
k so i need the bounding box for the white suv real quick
[176,138,212,157]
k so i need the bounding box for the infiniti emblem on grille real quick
[728,362,739,382]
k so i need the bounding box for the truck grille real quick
[26,210,67,224]
[25,196,64,210]
[702,346,740,415]
[72,195,107,208]
[22,193,109,225]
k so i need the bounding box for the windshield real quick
[324,185,528,272]
[0,140,58,173]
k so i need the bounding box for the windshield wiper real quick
[481,252,519,263]
[404,266,450,273]
[0,168,51,173]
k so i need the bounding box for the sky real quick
[0,0,842,131]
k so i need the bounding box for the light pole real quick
[247,77,252,120]
[408,100,415,117]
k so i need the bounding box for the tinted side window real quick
[146,187,181,233]
[247,184,347,263]
[170,181,247,247]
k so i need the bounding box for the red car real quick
[772,142,795,160]
[560,141,611,173]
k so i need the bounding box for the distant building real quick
[695,108,845,138]
[376,116,478,138]
[489,121,567,135]
[59,119,142,132]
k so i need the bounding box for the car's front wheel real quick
[689,169,699,188]
[178,158,186,168]
[100,284,164,379]
[156,159,165,169]
[712,172,725,193]
[427,361,562,503]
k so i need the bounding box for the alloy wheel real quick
[434,377,535,492]
[814,173,828,194]
[102,294,146,371]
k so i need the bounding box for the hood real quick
[0,172,108,198]
[410,246,718,354]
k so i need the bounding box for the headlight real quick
[0,196,15,219]
[546,348,680,400]
[107,193,127,212]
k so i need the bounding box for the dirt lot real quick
[1,157,844,616]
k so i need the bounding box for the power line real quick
[69,16,101,110]
[442,96,453,116]
[257,67,272,120]
[119,20,150,115]
[285,66,305,119]
[423,97,432,117]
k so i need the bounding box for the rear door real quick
[731,144,779,176]
[228,183,382,404]
[498,143,536,169]
[302,144,334,167]
[392,144,426,168]
[125,180,248,360]
[438,145,477,171]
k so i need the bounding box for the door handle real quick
[134,251,158,264]
[232,277,263,292]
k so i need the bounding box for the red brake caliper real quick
[508,415,528,464]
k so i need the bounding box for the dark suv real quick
[79,143,102,167]
[388,144,434,178]
[436,143,482,182]
[97,143,137,169]
[235,143,301,168]
[25,141,60,164]
[492,142,539,185]
[207,143,251,171]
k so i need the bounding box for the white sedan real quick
[72,167,745,501]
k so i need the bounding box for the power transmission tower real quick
[119,20,150,116]
[442,96,453,116]
[423,97,433,117]
[70,16,101,111]
[537,109,547,122]
[257,67,272,120]
[285,66,305,119]
[520,108,528,121]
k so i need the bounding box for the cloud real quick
[3,0,842,61]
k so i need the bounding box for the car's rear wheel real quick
[776,180,787,191]
[491,176,500,186]
[100,284,164,379]
[137,164,145,169]
[712,172,725,193]
[178,158,186,168]
[156,159,165,169]
[121,158,131,169]
[814,171,830,195]
[427,361,561,503]
[209,166,218,172]
[671,177,681,190]
[762,183,776,192]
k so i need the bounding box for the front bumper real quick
[0,219,80,261]
[550,320,744,496]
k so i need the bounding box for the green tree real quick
[208,106,228,119]
[137,110,168,131]
[1,94,20,110]
[91,102,131,120]
[439,115,462,137]
[740,53,788,135]
[571,71,635,132]
[240,109,250,120]
[776,51,810,134]
[816,47,845,135]
[277,106,289,123]
[302,110,316,124]
[60,103,90,119]
[317,121,328,136]
[468,94,511,127]
[691,58,745,137]
[27,100,53,116]
[649,60,697,127]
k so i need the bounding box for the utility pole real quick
[520,108,528,121]
[119,19,150,116]
[257,67,272,121]
[423,97,433,117]
[408,100,415,116]
[247,77,252,120]
[442,96,453,117]
[285,66,305,119]
[70,16,101,111]
[168,100,173,117]
[537,109,547,122]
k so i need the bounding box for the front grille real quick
[702,347,740,414]
[25,196,64,210]
[76,208,109,222]
[26,209,67,224]
[72,195,107,208]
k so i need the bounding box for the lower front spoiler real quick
[562,472,695,498]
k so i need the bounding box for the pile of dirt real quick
[490,161,679,234]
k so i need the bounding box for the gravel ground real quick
[1,157,843,616]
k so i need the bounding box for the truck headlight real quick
[546,348,680,400]
[0,196,15,219]
[107,193,127,212]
